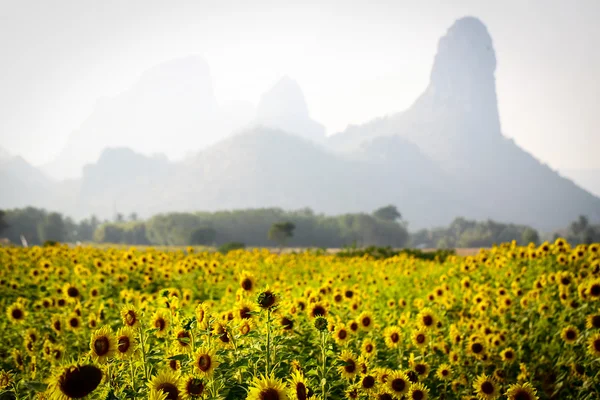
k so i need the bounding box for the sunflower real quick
[587,333,600,357]
[560,325,579,345]
[587,279,600,300]
[383,326,402,349]
[195,303,210,330]
[308,302,327,318]
[407,382,429,400]
[361,338,377,358]
[387,370,410,396]
[436,364,452,381]
[358,311,374,331]
[417,308,437,330]
[257,289,279,310]
[338,350,358,380]
[193,346,219,377]
[279,315,294,331]
[152,309,171,337]
[89,326,117,363]
[174,328,193,353]
[411,329,428,348]
[148,369,182,400]
[180,374,205,399]
[235,300,255,320]
[116,326,136,359]
[333,323,350,345]
[500,347,516,363]
[120,304,140,328]
[6,302,26,324]
[62,283,81,302]
[288,370,309,400]
[410,357,430,380]
[47,364,103,400]
[247,374,288,400]
[0,370,13,390]
[66,314,82,331]
[239,271,256,292]
[239,320,253,336]
[360,373,377,393]
[505,382,538,400]
[473,374,499,400]
[212,321,232,346]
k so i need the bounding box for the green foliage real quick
[189,226,217,245]
[372,204,401,221]
[521,227,540,246]
[411,217,540,248]
[218,242,246,254]
[0,210,8,235]
[336,245,455,262]
[268,221,295,246]
[93,222,150,244]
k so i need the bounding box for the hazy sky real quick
[1,0,599,171]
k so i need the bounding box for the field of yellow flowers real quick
[1,239,600,400]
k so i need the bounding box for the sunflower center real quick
[362,317,372,327]
[240,307,252,319]
[241,278,253,291]
[259,388,281,400]
[69,318,79,328]
[338,330,347,340]
[379,394,393,400]
[412,390,424,400]
[67,287,79,297]
[362,375,375,389]
[591,284,600,297]
[59,365,103,399]
[312,306,326,317]
[187,379,204,396]
[54,321,62,331]
[505,351,514,359]
[125,311,137,326]
[177,331,191,346]
[481,381,494,394]
[156,382,179,400]
[198,354,211,372]
[365,344,373,353]
[422,316,433,326]
[415,364,426,375]
[281,317,293,330]
[11,308,24,320]
[155,318,166,331]
[258,292,276,309]
[513,389,532,400]
[391,333,399,342]
[416,334,425,344]
[391,378,406,392]
[594,338,600,352]
[93,337,110,356]
[566,330,576,340]
[471,343,483,353]
[295,382,307,400]
[344,360,356,373]
[118,336,130,353]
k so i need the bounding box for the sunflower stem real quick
[139,327,149,382]
[321,330,327,400]
[130,358,136,392]
[266,308,272,375]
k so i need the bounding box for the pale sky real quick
[1,0,599,171]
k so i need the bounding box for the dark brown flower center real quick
[566,330,576,340]
[187,378,204,396]
[11,308,24,320]
[422,315,433,326]
[241,278,253,291]
[391,378,406,392]
[412,390,424,400]
[197,354,211,372]
[259,388,281,400]
[471,343,483,353]
[93,337,110,356]
[362,375,375,389]
[338,329,347,340]
[125,311,137,326]
[362,317,372,327]
[481,381,494,394]
[67,287,79,297]
[156,382,179,400]
[118,336,130,353]
[344,360,356,373]
[59,365,103,398]
[391,333,399,343]
[155,318,166,331]
[295,382,307,400]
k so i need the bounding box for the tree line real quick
[1,206,598,248]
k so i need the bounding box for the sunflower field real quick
[1,239,600,400]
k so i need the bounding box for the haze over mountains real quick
[1,17,599,231]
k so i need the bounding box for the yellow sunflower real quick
[89,326,117,363]
[288,370,309,400]
[407,382,429,400]
[116,326,136,359]
[587,333,600,357]
[387,370,410,396]
[192,346,219,377]
[383,326,402,349]
[505,382,538,400]
[473,374,499,400]
[152,309,171,337]
[338,350,359,380]
[560,325,579,345]
[6,302,26,324]
[247,374,288,400]
[147,369,182,400]
[120,304,140,328]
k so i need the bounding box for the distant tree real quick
[268,222,295,248]
[521,227,540,246]
[0,210,8,235]
[189,227,217,245]
[38,212,66,243]
[116,213,124,223]
[129,212,138,222]
[373,205,402,222]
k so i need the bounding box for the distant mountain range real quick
[1,16,599,231]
